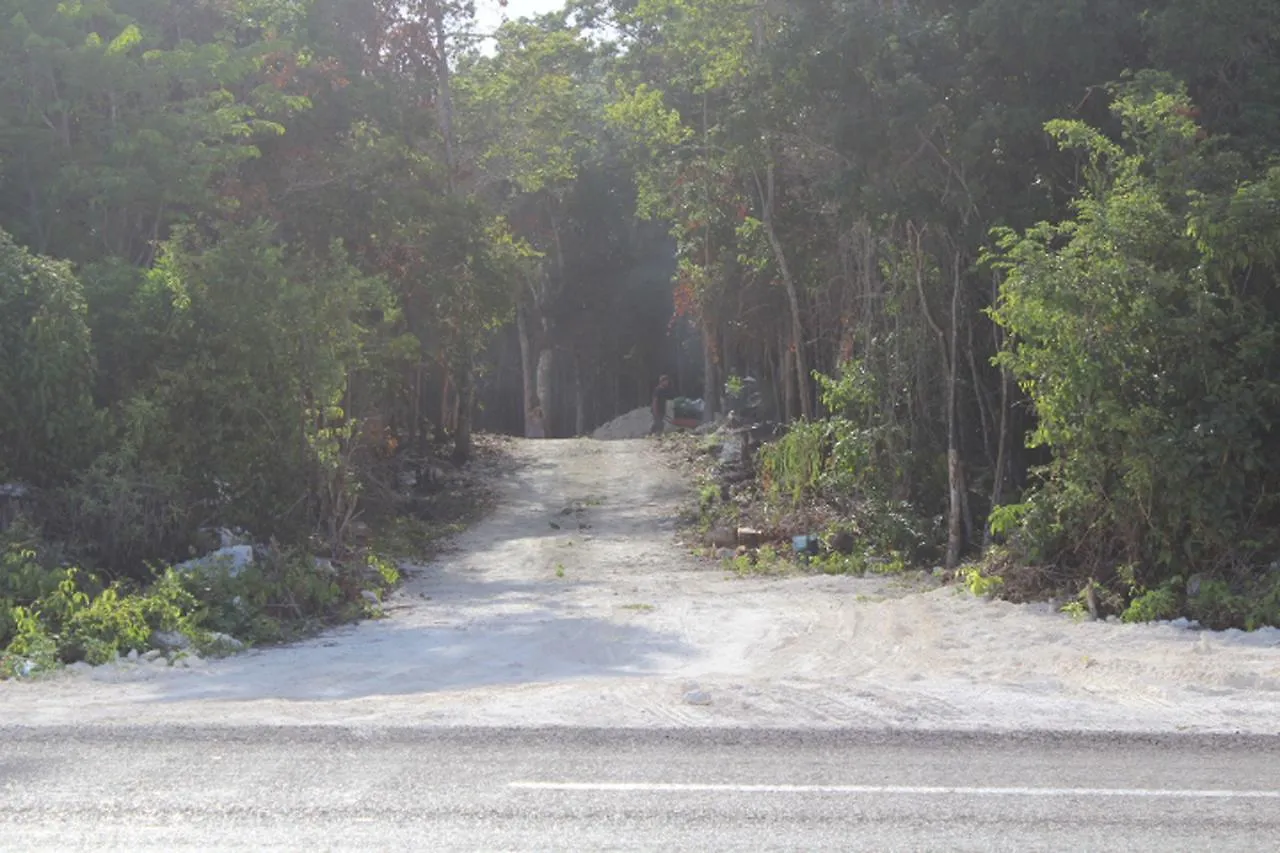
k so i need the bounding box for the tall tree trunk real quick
[945,253,966,570]
[574,354,585,436]
[782,328,797,422]
[536,347,553,438]
[911,226,966,569]
[988,368,1011,548]
[409,363,422,453]
[758,162,812,419]
[989,270,1013,547]
[432,6,456,191]
[702,321,719,422]
[517,304,535,436]
[452,357,474,465]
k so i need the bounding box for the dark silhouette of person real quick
[651,375,673,435]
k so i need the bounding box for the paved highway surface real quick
[3,727,1278,851]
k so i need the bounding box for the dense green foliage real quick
[988,74,1280,624]
[3,0,1280,652]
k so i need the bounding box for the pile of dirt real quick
[591,406,655,440]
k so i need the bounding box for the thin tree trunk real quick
[703,320,719,422]
[409,364,421,452]
[909,225,965,569]
[432,7,456,190]
[759,163,812,419]
[536,347,553,438]
[574,354,585,436]
[988,367,1012,547]
[517,304,534,436]
[782,328,797,422]
[452,357,474,465]
[989,270,1013,546]
[945,252,966,570]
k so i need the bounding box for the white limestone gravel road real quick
[3,438,1278,733]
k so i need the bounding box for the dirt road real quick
[3,438,1279,732]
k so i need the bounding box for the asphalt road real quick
[3,727,1278,851]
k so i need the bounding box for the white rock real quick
[142,649,164,663]
[361,590,380,606]
[175,544,254,577]
[67,661,93,673]
[683,689,713,706]
[127,649,139,662]
[151,630,190,651]
[207,632,246,653]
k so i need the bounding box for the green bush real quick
[988,74,1280,626]
[755,363,944,565]
[179,547,401,645]
[759,420,828,505]
[3,564,197,670]
[1121,583,1181,623]
[1,522,73,649]
[0,229,99,485]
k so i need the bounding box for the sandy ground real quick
[3,438,1279,733]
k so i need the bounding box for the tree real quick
[0,229,97,486]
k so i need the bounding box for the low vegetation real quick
[1,440,505,679]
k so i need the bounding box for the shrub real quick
[0,521,73,649]
[3,565,197,668]
[0,228,99,485]
[988,74,1280,626]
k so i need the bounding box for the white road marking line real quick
[509,781,1280,799]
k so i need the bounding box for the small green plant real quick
[987,502,1031,540]
[962,566,1005,598]
[367,554,401,589]
[726,544,792,576]
[620,603,655,612]
[1,606,58,676]
[1121,583,1180,623]
[1186,579,1248,631]
[758,421,828,505]
[811,551,867,575]
[699,484,719,513]
[555,563,566,578]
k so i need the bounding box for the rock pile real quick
[592,406,657,440]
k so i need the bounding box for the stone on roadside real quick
[710,526,737,549]
[683,689,713,706]
[151,630,190,651]
[361,590,380,606]
[206,632,246,654]
[175,544,254,578]
[142,649,164,663]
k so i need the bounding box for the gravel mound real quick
[592,406,654,440]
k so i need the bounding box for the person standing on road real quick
[527,399,546,439]
[650,375,673,436]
